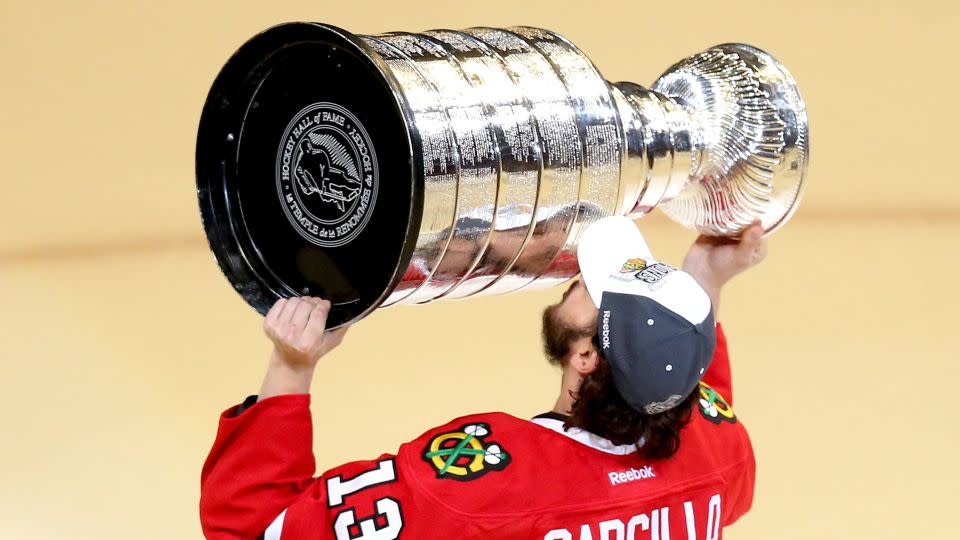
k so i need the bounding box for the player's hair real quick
[566,339,698,459]
[541,305,697,460]
[541,314,593,367]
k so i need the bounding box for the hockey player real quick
[200,216,768,540]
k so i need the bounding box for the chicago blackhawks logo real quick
[697,382,737,425]
[276,102,378,247]
[422,423,511,481]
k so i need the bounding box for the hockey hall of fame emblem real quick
[275,102,379,247]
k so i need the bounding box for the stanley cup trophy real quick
[196,23,808,327]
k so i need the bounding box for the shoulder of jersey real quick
[396,402,752,517]
[402,412,527,484]
[396,411,601,513]
[680,383,753,465]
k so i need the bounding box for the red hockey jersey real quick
[200,324,753,540]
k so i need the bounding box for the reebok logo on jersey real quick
[608,465,655,485]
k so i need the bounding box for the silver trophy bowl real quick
[196,23,808,326]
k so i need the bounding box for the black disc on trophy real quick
[197,23,423,327]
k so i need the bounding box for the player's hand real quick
[263,296,349,372]
[681,220,768,293]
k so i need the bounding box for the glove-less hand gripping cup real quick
[196,23,808,327]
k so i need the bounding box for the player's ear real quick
[570,336,599,376]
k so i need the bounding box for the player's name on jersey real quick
[608,465,655,485]
[543,493,722,540]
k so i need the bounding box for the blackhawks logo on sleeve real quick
[422,423,511,481]
[697,382,737,424]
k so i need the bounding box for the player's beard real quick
[541,302,594,365]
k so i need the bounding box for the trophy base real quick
[196,23,423,327]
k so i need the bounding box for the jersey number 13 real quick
[327,459,404,540]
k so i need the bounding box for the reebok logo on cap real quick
[601,310,611,349]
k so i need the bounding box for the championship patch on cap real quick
[577,217,716,414]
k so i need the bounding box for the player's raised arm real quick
[199,297,350,540]
[681,221,768,404]
[198,300,465,539]
[260,297,349,399]
[681,221,768,319]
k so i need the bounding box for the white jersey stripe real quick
[530,417,644,455]
[264,509,287,540]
